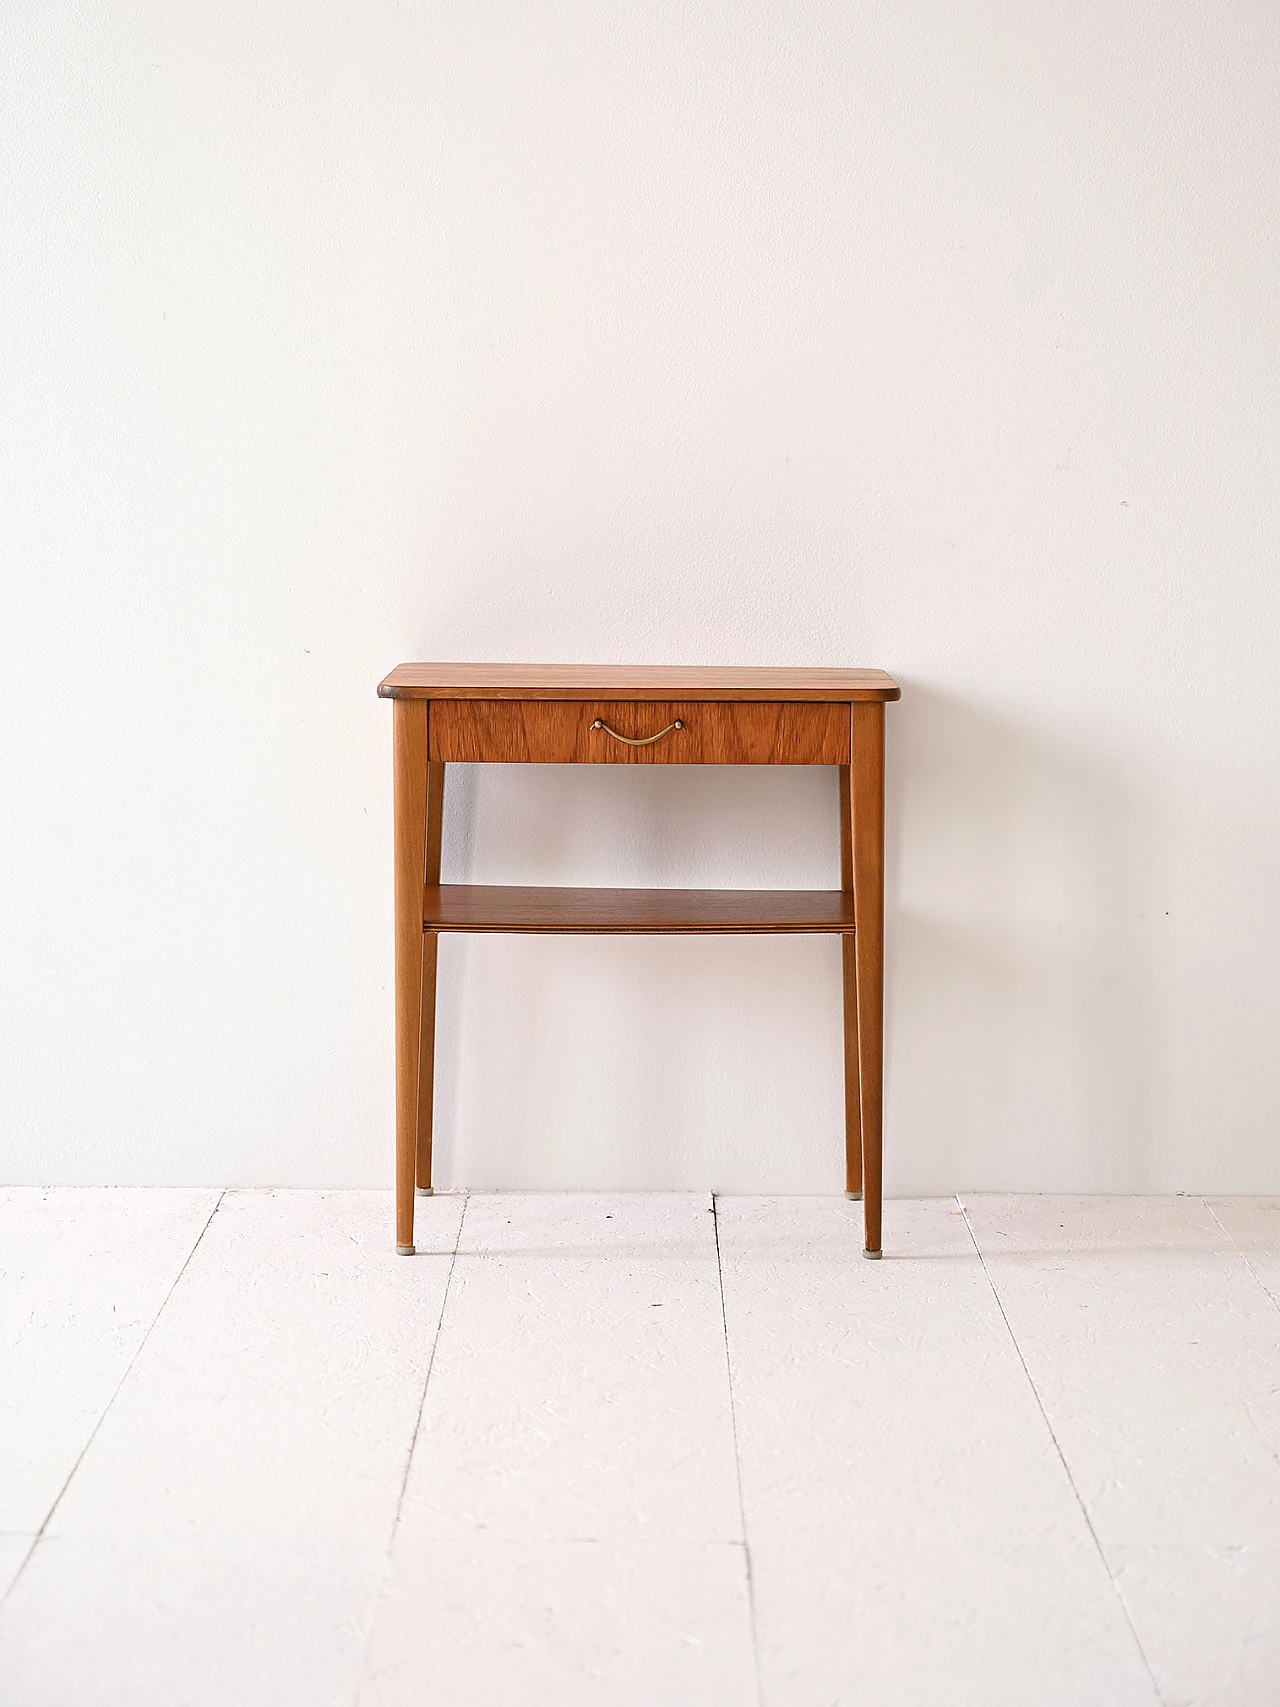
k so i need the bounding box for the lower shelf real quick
[423,884,855,935]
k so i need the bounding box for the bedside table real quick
[378,664,900,1257]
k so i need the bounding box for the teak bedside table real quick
[378,664,901,1258]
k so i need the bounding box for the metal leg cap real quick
[863,1248,882,1260]
[396,1244,416,1257]
[416,1186,433,1197]
[845,1190,863,1200]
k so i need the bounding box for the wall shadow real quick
[429,758,847,1191]
[429,687,1170,1192]
[885,684,1170,1192]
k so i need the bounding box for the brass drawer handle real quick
[590,717,684,747]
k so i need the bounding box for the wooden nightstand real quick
[378,664,900,1257]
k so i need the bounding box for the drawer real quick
[429,699,851,764]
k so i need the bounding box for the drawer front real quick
[429,700,851,764]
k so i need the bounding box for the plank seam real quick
[357,1192,469,1695]
[0,1188,226,1611]
[711,1193,764,1707]
[958,1194,1167,1707]
[1204,1198,1280,1318]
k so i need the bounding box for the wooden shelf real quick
[423,884,855,935]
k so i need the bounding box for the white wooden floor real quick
[2,1191,1279,1706]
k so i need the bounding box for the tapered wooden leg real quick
[415,763,445,1197]
[393,702,431,1254]
[848,707,885,1257]
[838,765,862,1197]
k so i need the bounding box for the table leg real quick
[415,763,445,1199]
[393,700,430,1255]
[838,766,863,1198]
[849,706,885,1258]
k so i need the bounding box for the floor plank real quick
[360,1194,752,1704]
[359,1538,754,1707]
[0,1191,464,1707]
[396,1193,741,1542]
[0,1187,219,1536]
[716,1196,1159,1707]
[963,1193,1280,1707]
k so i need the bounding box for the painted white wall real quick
[2,2,1278,1192]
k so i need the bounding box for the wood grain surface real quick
[392,699,430,1251]
[415,761,445,1196]
[838,761,863,1198]
[422,885,856,934]
[429,699,851,764]
[379,662,900,702]
[848,704,885,1254]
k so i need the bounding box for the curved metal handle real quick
[590,717,685,747]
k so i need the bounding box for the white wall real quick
[3,1,1278,1192]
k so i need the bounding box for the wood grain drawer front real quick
[429,700,851,764]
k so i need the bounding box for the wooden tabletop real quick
[378,663,901,702]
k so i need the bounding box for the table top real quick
[378,663,900,702]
